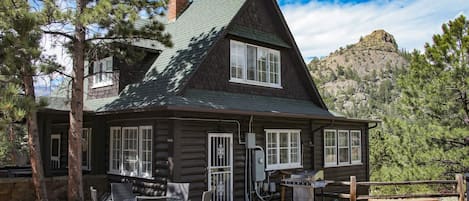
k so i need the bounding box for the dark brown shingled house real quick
[38,0,378,200]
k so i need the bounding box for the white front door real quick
[208,133,233,201]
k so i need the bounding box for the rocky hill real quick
[308,30,410,118]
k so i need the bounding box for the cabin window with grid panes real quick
[92,57,113,88]
[265,129,301,170]
[230,40,281,88]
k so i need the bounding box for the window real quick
[324,130,337,166]
[82,128,92,170]
[230,40,281,88]
[265,129,301,170]
[109,126,153,178]
[122,127,139,176]
[92,56,113,88]
[350,131,362,164]
[109,127,122,173]
[324,129,362,167]
[50,134,61,169]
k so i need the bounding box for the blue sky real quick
[278,0,469,59]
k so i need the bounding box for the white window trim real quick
[122,127,139,177]
[108,126,153,179]
[50,134,61,169]
[139,126,153,179]
[324,129,337,167]
[324,129,363,168]
[337,130,350,166]
[229,40,282,88]
[82,128,92,171]
[92,56,113,88]
[265,129,302,171]
[350,130,362,164]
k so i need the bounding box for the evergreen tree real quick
[398,15,469,174]
[32,0,173,200]
[0,1,55,199]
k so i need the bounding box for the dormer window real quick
[92,57,113,88]
[230,40,281,88]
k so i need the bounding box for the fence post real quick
[457,174,464,201]
[350,176,357,201]
[465,173,469,201]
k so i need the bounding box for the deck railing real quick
[325,174,467,201]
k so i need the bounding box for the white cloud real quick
[280,0,469,60]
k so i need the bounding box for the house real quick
[37,0,378,200]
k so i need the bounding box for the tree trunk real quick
[23,74,48,201]
[68,0,85,200]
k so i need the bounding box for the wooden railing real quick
[326,174,467,201]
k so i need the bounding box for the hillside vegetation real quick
[309,19,469,195]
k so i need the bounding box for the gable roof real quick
[44,0,365,122]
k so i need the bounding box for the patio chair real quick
[166,182,190,201]
[201,190,212,201]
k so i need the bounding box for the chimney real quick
[168,0,188,22]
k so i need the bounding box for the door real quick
[208,133,233,201]
[50,134,60,169]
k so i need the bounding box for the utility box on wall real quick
[246,133,256,149]
[252,149,266,182]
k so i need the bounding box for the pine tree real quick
[0,1,55,200]
[398,15,469,174]
[32,0,173,200]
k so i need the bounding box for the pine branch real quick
[85,36,159,42]
[42,30,75,41]
[54,70,73,79]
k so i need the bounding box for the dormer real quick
[87,51,158,100]
[229,40,281,88]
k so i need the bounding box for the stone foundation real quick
[0,175,108,201]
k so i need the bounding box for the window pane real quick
[325,147,336,164]
[351,147,360,161]
[111,128,121,171]
[257,48,267,82]
[106,59,113,72]
[230,42,245,79]
[123,128,138,176]
[324,131,336,146]
[339,148,349,163]
[338,132,349,146]
[269,51,279,84]
[280,149,288,164]
[267,148,277,165]
[247,46,257,81]
[141,127,152,177]
[279,132,289,147]
[351,131,360,146]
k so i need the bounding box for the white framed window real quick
[324,129,337,166]
[338,130,350,165]
[350,130,362,164]
[324,129,362,167]
[265,129,302,170]
[108,126,153,178]
[109,127,122,173]
[139,126,153,178]
[230,40,281,88]
[92,56,113,88]
[122,127,139,176]
[82,128,92,170]
[50,134,61,169]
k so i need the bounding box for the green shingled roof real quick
[44,0,347,121]
[227,24,291,48]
